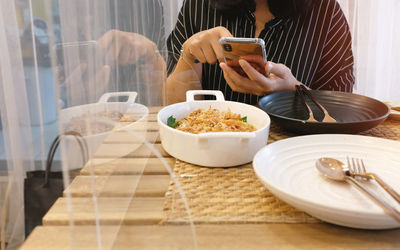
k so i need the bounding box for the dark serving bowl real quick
[258,90,390,134]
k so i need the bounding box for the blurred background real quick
[0,0,399,249]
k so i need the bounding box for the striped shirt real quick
[167,0,354,105]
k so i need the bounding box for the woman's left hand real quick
[98,29,158,66]
[219,59,299,96]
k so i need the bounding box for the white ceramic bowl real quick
[59,92,148,169]
[158,90,271,167]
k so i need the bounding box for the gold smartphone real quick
[219,37,267,76]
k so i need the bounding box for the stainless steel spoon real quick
[316,157,400,223]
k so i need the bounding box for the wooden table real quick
[21,107,400,249]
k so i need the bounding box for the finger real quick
[216,26,234,39]
[220,62,241,79]
[211,39,225,63]
[238,59,265,81]
[187,42,207,63]
[211,42,225,62]
[97,30,115,52]
[118,45,131,65]
[240,60,279,93]
[240,55,266,75]
[241,55,265,66]
[249,62,266,75]
[98,30,115,47]
[225,60,246,76]
[94,65,111,95]
[97,30,119,62]
[266,62,289,78]
[220,64,248,93]
[220,62,263,95]
[105,40,122,66]
[124,43,144,65]
[226,59,240,67]
[132,33,157,63]
[201,43,218,64]
[130,46,144,64]
[213,27,233,62]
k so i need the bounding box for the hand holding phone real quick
[219,37,267,76]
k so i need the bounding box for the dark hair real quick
[210,0,315,18]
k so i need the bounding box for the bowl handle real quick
[98,92,138,104]
[186,90,225,102]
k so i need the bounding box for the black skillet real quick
[258,90,390,134]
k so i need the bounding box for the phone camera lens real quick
[223,44,232,52]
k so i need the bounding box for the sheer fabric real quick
[0,0,399,249]
[0,1,194,249]
[338,0,400,100]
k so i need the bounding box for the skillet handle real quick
[186,90,225,102]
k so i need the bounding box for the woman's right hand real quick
[182,26,233,64]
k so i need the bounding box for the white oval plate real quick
[253,134,400,229]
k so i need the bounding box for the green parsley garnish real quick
[240,116,247,122]
[167,115,179,128]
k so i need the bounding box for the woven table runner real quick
[162,119,400,224]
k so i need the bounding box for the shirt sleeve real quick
[311,1,355,92]
[166,0,196,75]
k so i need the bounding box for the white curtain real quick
[338,0,400,101]
[0,0,399,249]
[0,0,172,249]
[0,0,35,248]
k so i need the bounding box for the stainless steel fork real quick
[347,157,400,204]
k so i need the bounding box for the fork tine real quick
[352,157,357,173]
[355,158,366,174]
[354,158,361,173]
[351,158,360,179]
[347,156,356,173]
[347,157,368,180]
[360,158,367,174]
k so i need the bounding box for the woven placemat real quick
[359,118,400,140]
[162,119,400,224]
[163,160,319,224]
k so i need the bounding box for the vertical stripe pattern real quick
[167,0,354,104]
